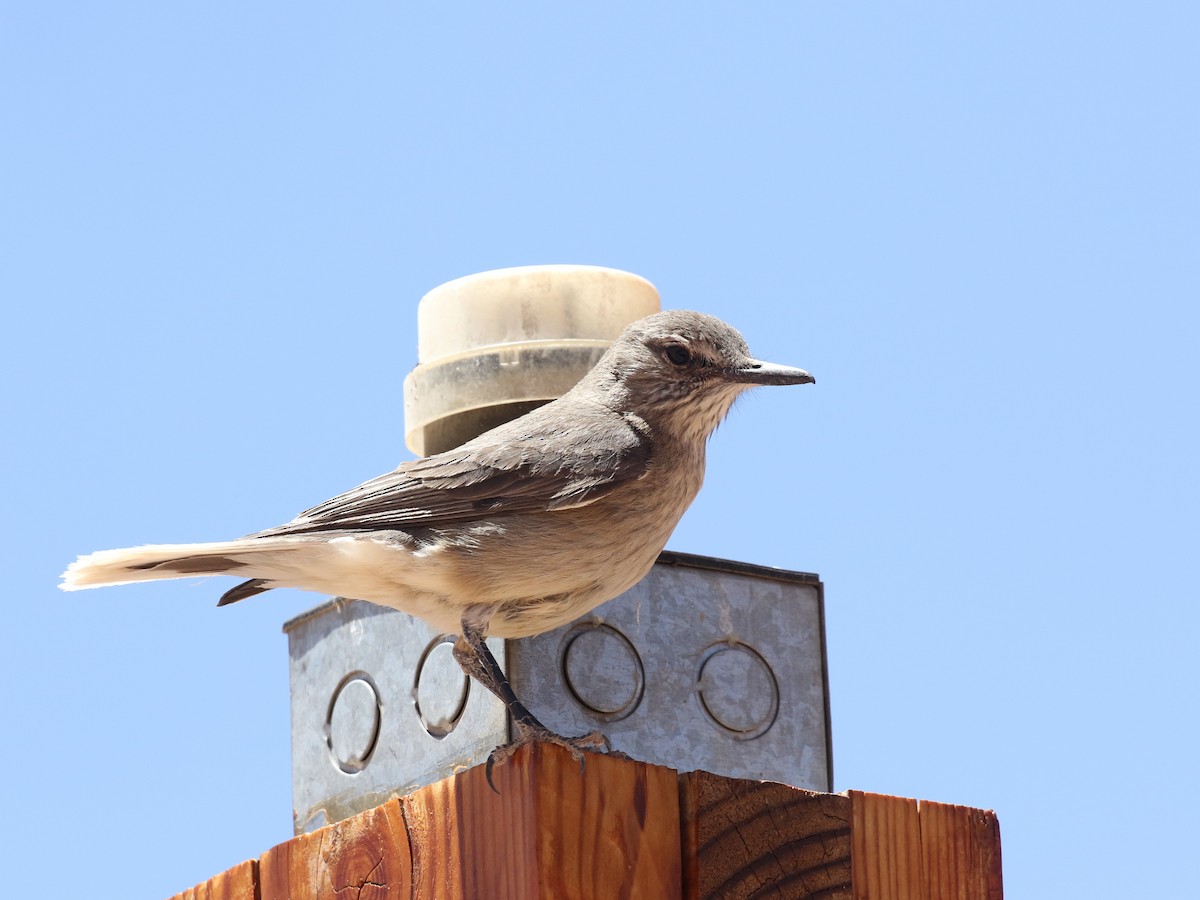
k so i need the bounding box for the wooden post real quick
[171,859,257,900]
[169,743,1002,900]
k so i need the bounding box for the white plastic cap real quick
[403,265,661,456]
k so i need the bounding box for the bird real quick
[61,309,815,767]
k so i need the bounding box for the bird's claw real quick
[484,727,614,793]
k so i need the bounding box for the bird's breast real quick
[447,449,707,637]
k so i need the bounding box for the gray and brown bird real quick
[61,309,815,762]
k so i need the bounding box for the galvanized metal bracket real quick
[284,550,831,834]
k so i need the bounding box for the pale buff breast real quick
[293,441,707,638]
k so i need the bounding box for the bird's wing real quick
[250,405,652,537]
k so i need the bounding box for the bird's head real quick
[580,309,815,441]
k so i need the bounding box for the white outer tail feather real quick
[58,535,464,633]
[59,539,303,590]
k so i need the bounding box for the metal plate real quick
[284,551,830,834]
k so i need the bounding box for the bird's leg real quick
[452,617,547,733]
[453,614,610,788]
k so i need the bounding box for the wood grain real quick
[161,748,1001,900]
[522,743,680,899]
[258,799,412,900]
[168,859,257,900]
[682,770,852,899]
[917,799,1003,900]
[849,791,1004,900]
[404,742,681,900]
[401,768,470,899]
[850,791,923,900]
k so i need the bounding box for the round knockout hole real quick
[695,641,779,740]
[325,672,381,774]
[560,622,644,721]
[413,635,470,739]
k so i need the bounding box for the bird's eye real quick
[664,344,692,366]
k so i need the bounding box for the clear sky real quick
[4,4,1197,897]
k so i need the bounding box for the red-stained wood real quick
[850,791,924,900]
[162,745,1001,900]
[397,770,464,899]
[849,791,1003,900]
[681,770,852,899]
[258,798,412,900]
[403,742,682,899]
[917,799,1004,900]
[168,859,257,900]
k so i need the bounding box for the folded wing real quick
[251,404,652,538]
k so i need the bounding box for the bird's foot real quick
[485,724,614,792]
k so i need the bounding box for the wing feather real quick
[250,404,651,538]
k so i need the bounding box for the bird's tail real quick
[59,538,306,592]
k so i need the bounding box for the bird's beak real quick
[730,359,816,386]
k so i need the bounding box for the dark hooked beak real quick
[730,359,816,386]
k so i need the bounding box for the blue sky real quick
[4,3,1197,897]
